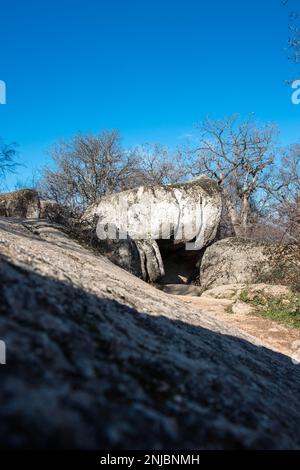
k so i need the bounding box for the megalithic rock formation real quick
[83,176,222,282]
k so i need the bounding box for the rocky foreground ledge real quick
[0,217,300,449]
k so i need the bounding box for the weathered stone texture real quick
[0,218,300,449]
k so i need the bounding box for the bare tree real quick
[40,131,190,211]
[0,139,18,187]
[132,143,190,186]
[190,115,277,237]
[268,144,300,242]
[285,0,300,64]
[40,130,139,210]
[14,169,40,191]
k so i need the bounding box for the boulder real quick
[201,283,292,300]
[200,237,300,290]
[1,218,300,449]
[156,284,202,296]
[94,237,164,282]
[83,176,222,282]
[0,189,40,218]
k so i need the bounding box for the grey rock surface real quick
[156,284,202,296]
[1,218,300,449]
[0,189,40,218]
[200,237,299,290]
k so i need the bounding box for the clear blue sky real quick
[0,0,299,188]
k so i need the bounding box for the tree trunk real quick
[226,205,242,236]
[240,194,250,237]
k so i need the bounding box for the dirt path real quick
[181,293,300,358]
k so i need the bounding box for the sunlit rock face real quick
[200,237,300,291]
[83,176,222,282]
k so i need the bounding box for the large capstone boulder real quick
[83,176,222,282]
[0,189,40,219]
[200,237,300,291]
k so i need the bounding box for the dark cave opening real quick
[156,240,201,285]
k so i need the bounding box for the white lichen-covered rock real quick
[85,176,221,249]
[0,189,40,218]
[83,177,222,282]
[200,237,300,290]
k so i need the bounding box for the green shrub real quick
[239,289,300,328]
